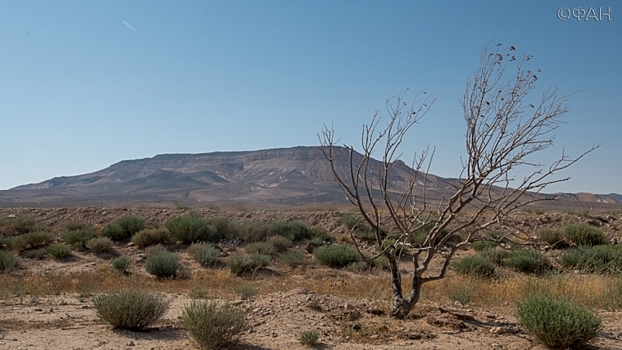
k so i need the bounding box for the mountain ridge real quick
[1,146,619,209]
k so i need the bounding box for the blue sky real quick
[0,1,620,194]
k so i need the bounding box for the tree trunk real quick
[390,274,423,319]
[387,254,423,319]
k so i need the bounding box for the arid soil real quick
[1,207,622,350]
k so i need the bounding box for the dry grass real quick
[0,255,621,312]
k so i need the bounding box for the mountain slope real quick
[1,146,619,209]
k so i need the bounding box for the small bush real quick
[310,226,330,242]
[227,254,270,275]
[538,228,564,246]
[167,215,217,244]
[8,231,54,251]
[63,228,97,250]
[478,247,508,265]
[93,289,169,330]
[267,235,292,253]
[234,285,258,299]
[48,243,72,259]
[341,213,364,229]
[472,240,497,252]
[280,248,305,267]
[270,220,312,241]
[188,242,220,267]
[563,223,605,246]
[245,242,276,255]
[116,215,146,237]
[353,228,377,242]
[0,217,44,235]
[131,227,171,248]
[182,300,247,350]
[208,217,239,240]
[516,294,602,348]
[503,249,551,274]
[300,330,320,346]
[101,224,126,241]
[451,255,495,277]
[314,244,361,268]
[144,244,168,258]
[145,250,180,278]
[188,287,211,299]
[240,221,271,242]
[0,250,19,272]
[65,222,92,231]
[85,237,113,253]
[112,256,131,273]
[561,245,622,273]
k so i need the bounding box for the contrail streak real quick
[122,20,136,32]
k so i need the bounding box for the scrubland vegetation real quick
[0,208,621,349]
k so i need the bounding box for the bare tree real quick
[319,44,598,319]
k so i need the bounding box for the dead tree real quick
[319,44,598,319]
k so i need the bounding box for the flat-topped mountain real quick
[0,146,619,209]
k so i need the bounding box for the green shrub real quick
[188,287,211,299]
[300,330,320,346]
[0,217,44,235]
[182,300,247,350]
[478,247,508,265]
[48,243,72,259]
[166,215,217,244]
[100,224,125,241]
[270,220,312,241]
[65,222,92,231]
[451,255,495,277]
[85,237,113,253]
[63,228,97,250]
[516,294,602,348]
[279,249,305,267]
[188,242,220,267]
[93,289,169,330]
[208,217,239,240]
[131,227,171,248]
[563,223,605,246]
[503,249,551,273]
[144,244,168,258]
[314,244,361,268]
[310,225,330,241]
[0,250,19,272]
[472,240,497,252]
[341,213,364,229]
[145,250,180,278]
[561,245,622,273]
[267,235,292,253]
[116,215,146,237]
[8,231,54,251]
[227,254,270,275]
[538,228,564,246]
[112,256,131,273]
[353,228,378,242]
[240,221,271,242]
[245,242,276,255]
[234,285,258,299]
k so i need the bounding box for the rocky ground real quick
[1,207,621,350]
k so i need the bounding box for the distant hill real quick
[0,146,619,210]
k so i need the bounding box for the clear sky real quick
[1,1,620,194]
